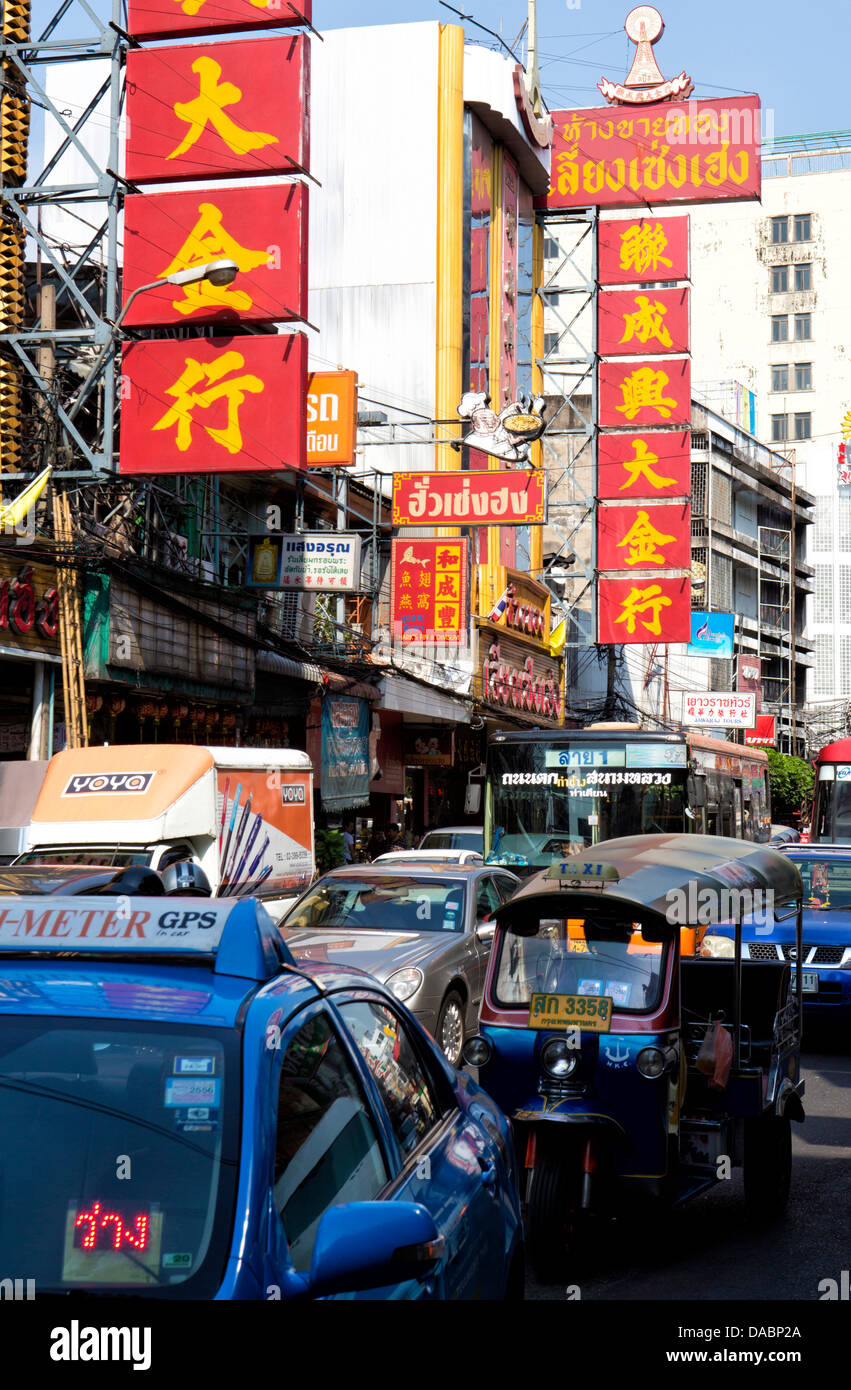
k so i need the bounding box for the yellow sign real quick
[528,993,613,1033]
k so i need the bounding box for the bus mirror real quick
[465,783,482,815]
[687,774,707,809]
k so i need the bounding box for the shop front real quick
[473,568,564,734]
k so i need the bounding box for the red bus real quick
[810,739,851,843]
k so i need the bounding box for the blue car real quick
[700,846,851,1026]
[0,894,523,1299]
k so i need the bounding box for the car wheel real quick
[437,990,466,1067]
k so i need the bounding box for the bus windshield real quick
[486,740,687,870]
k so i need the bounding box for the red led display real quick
[74,1200,151,1252]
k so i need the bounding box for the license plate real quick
[528,993,613,1033]
[791,971,819,994]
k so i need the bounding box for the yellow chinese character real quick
[160,203,270,317]
[842,407,851,441]
[399,595,413,611]
[615,367,678,422]
[176,0,270,11]
[619,295,673,349]
[619,222,673,276]
[617,510,677,566]
[613,584,672,637]
[401,572,411,587]
[167,56,279,163]
[152,351,264,455]
[416,595,430,610]
[618,439,676,491]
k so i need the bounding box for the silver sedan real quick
[277,864,520,1066]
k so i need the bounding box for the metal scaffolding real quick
[758,523,795,753]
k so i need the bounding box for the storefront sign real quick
[120,332,308,475]
[403,728,454,767]
[597,430,690,501]
[597,502,690,571]
[598,287,690,357]
[598,6,692,106]
[128,0,311,41]
[392,471,546,527]
[125,35,309,184]
[597,575,690,645]
[598,215,690,285]
[0,559,60,657]
[122,184,308,327]
[307,372,358,467]
[546,95,761,211]
[390,539,468,645]
[599,357,691,429]
[737,655,762,710]
[745,715,776,747]
[477,628,562,724]
[687,611,735,659]
[247,533,361,590]
[321,696,370,811]
[683,692,756,728]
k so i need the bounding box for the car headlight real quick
[461,1035,492,1067]
[700,933,735,959]
[541,1038,577,1078]
[386,967,423,1003]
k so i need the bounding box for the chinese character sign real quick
[392,471,546,527]
[128,0,312,41]
[122,184,308,327]
[598,216,689,284]
[125,36,309,183]
[598,287,690,357]
[598,576,691,645]
[120,332,307,475]
[597,503,691,571]
[683,693,756,729]
[597,431,690,500]
[390,539,468,645]
[547,97,761,210]
[599,358,691,429]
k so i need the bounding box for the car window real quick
[337,999,441,1160]
[284,879,468,934]
[475,877,503,921]
[273,1010,390,1272]
[494,875,518,903]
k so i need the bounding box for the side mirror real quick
[465,783,482,815]
[687,773,707,810]
[476,922,496,943]
[301,1202,444,1297]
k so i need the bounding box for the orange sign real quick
[306,372,358,467]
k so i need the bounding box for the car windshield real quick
[0,1018,238,1296]
[793,856,851,910]
[16,849,152,868]
[493,915,668,1014]
[283,877,468,933]
[420,832,482,852]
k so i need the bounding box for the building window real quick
[793,263,812,292]
[543,235,559,260]
[840,497,851,552]
[814,565,833,622]
[771,315,789,342]
[794,213,811,242]
[770,265,789,293]
[543,330,560,357]
[771,364,788,392]
[813,635,834,698]
[813,496,833,551]
[771,216,789,244]
[842,638,851,698]
[771,414,788,442]
[839,567,851,622]
[794,313,812,340]
[794,362,812,391]
[794,412,811,441]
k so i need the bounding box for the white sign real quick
[0,897,235,952]
[280,534,361,591]
[683,692,756,728]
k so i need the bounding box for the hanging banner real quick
[120,333,308,475]
[597,430,690,500]
[321,696,370,811]
[128,0,312,41]
[306,372,358,467]
[599,358,691,429]
[546,96,761,210]
[597,575,691,645]
[246,533,361,590]
[686,611,735,659]
[598,216,690,285]
[745,715,776,747]
[390,539,468,645]
[597,502,691,571]
[683,692,756,729]
[125,35,309,184]
[598,287,690,357]
[122,184,308,328]
[392,471,546,527]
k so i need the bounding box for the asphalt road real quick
[525,1036,851,1301]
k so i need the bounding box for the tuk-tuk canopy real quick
[494,834,803,933]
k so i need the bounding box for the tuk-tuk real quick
[462,834,805,1277]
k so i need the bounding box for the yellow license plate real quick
[528,994,613,1033]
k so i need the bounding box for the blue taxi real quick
[0,895,523,1299]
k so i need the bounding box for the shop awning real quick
[378,672,471,723]
[257,650,379,702]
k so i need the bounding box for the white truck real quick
[16,744,314,918]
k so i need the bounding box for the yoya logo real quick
[666,884,774,931]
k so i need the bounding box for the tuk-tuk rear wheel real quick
[744,1113,792,1221]
[526,1153,581,1281]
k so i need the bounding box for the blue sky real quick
[313,0,851,140]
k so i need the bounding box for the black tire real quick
[436,990,466,1068]
[526,1152,580,1282]
[744,1112,792,1221]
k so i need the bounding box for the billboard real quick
[598,216,690,284]
[597,502,691,572]
[306,372,358,467]
[687,611,735,659]
[392,471,546,527]
[120,332,308,475]
[390,539,468,645]
[597,575,691,645]
[597,287,689,357]
[246,533,361,590]
[125,35,309,184]
[546,96,761,210]
[597,430,690,500]
[683,692,757,728]
[128,0,312,41]
[122,185,307,328]
[599,357,691,429]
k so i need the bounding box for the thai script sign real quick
[597,575,690,645]
[598,287,689,357]
[128,0,311,41]
[683,693,757,728]
[122,184,308,327]
[125,35,309,184]
[599,357,691,429]
[598,430,690,500]
[598,216,689,284]
[0,563,58,645]
[392,471,546,527]
[246,533,361,590]
[120,332,308,475]
[745,715,776,747]
[390,539,468,645]
[480,640,562,723]
[546,96,761,210]
[597,502,690,571]
[307,371,358,467]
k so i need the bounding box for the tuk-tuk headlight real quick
[636,1047,666,1079]
[541,1038,578,1078]
[461,1036,492,1068]
[699,934,735,959]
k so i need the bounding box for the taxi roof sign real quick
[545,860,621,883]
